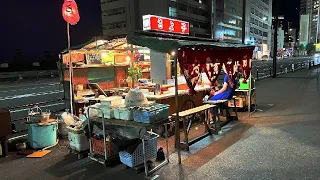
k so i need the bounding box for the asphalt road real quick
[0,78,65,133]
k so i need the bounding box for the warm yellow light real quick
[124,43,128,47]
[171,51,176,56]
[102,52,107,57]
[126,56,131,62]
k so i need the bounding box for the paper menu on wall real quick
[166,76,186,85]
[86,54,102,64]
[150,50,167,85]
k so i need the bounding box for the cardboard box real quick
[228,97,245,108]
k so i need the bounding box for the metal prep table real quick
[87,107,170,177]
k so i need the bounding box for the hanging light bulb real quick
[126,56,131,63]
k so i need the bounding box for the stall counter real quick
[129,85,211,115]
[136,86,211,100]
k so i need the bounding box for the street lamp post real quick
[272,0,279,78]
[242,0,246,44]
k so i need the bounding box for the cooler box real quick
[239,78,255,90]
[27,122,58,149]
[67,127,89,152]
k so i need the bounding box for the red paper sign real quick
[239,53,253,83]
[143,15,189,35]
[204,57,223,86]
[62,0,80,25]
[223,58,238,81]
[178,50,203,95]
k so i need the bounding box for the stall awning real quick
[61,32,253,54]
[126,33,253,54]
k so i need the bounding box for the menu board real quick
[86,54,102,65]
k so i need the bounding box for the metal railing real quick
[254,60,318,81]
[0,70,58,81]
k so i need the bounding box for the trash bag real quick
[124,88,148,107]
[156,147,165,161]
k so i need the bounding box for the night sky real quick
[1,0,300,62]
[1,0,102,62]
[275,0,301,29]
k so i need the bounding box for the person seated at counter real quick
[205,65,239,101]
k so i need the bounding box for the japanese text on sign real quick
[142,15,190,35]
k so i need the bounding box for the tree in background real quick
[41,50,58,70]
[306,43,315,56]
[11,49,28,71]
[44,50,53,61]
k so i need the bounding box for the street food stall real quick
[60,34,213,116]
[59,14,255,176]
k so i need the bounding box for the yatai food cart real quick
[59,15,254,176]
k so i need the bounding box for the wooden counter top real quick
[123,86,211,100]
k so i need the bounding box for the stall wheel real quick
[128,161,152,174]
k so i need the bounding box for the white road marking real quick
[0,90,64,100]
[0,83,61,93]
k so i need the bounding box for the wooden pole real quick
[248,72,252,118]
[174,57,181,164]
[67,22,74,114]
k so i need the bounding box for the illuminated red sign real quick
[143,15,189,35]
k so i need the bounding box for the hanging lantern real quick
[62,0,80,25]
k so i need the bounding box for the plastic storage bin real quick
[87,104,114,119]
[119,132,158,167]
[114,107,134,120]
[239,78,255,90]
[68,127,89,152]
[133,104,169,123]
[100,96,123,107]
[27,122,57,149]
[91,135,112,156]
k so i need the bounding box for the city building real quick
[214,0,243,43]
[100,0,214,39]
[244,0,273,59]
[299,14,310,45]
[271,27,285,57]
[272,15,285,29]
[286,28,297,48]
[300,0,320,43]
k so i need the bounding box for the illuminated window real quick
[169,7,177,17]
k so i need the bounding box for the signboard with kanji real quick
[142,15,189,35]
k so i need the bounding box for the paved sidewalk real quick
[0,67,320,180]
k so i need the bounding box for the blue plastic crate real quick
[119,132,158,167]
[133,104,169,124]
